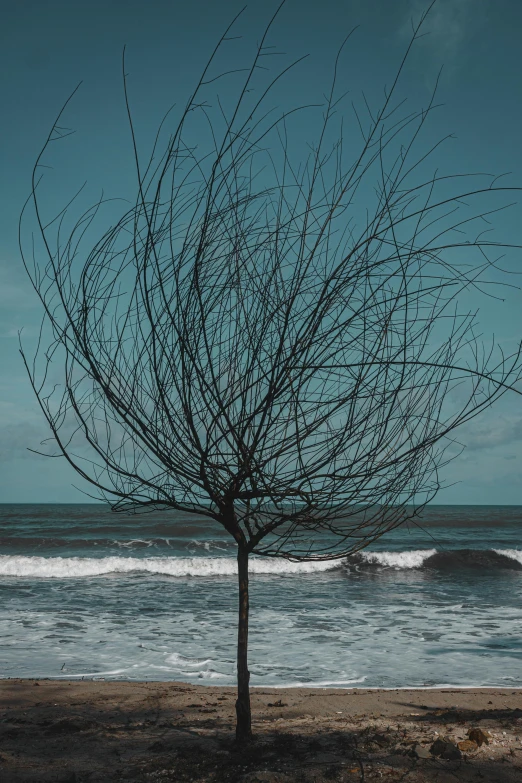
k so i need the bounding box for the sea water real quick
[0,504,521,688]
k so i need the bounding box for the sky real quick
[0,0,521,504]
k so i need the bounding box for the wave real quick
[0,554,340,579]
[274,677,368,688]
[165,652,215,668]
[355,549,437,568]
[1,548,521,578]
[494,548,522,566]
[347,548,522,571]
[425,549,522,571]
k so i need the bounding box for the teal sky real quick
[0,0,521,504]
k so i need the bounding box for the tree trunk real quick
[235,545,252,742]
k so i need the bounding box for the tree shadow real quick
[395,699,522,726]
[1,683,522,782]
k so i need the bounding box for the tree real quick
[20,0,521,743]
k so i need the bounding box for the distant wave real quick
[0,536,234,552]
[0,554,340,579]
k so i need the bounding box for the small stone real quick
[430,738,461,760]
[468,728,490,746]
[442,744,462,761]
[413,745,432,759]
[458,739,478,753]
[430,738,446,756]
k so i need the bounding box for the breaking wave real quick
[347,548,522,571]
[354,549,437,568]
[0,548,521,578]
[494,548,522,566]
[0,554,340,579]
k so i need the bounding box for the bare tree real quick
[20,0,521,742]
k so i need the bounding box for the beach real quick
[1,680,522,782]
[2,505,522,780]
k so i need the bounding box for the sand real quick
[1,680,522,782]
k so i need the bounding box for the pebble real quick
[413,745,431,759]
[468,727,490,746]
[457,739,478,753]
[430,738,462,760]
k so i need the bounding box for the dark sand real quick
[1,680,522,782]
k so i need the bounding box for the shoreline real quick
[1,680,521,782]
[3,677,522,689]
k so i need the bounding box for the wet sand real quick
[1,680,522,782]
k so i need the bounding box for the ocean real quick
[0,504,521,688]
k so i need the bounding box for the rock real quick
[267,700,287,708]
[458,739,478,753]
[429,738,446,756]
[442,743,462,761]
[430,738,462,760]
[468,728,490,746]
[413,744,432,759]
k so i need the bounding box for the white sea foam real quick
[195,670,229,679]
[494,548,522,566]
[0,554,340,579]
[359,549,437,568]
[272,677,368,688]
[53,668,131,679]
[165,652,214,669]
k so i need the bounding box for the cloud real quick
[5,325,40,339]
[460,417,522,452]
[400,0,487,65]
